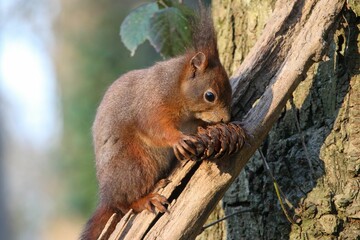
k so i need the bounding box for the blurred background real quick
[0,0,161,239]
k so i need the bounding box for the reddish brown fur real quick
[80,204,123,240]
[80,7,232,240]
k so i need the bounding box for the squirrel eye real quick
[204,91,216,102]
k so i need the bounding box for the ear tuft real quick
[190,52,207,71]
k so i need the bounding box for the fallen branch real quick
[103,0,345,239]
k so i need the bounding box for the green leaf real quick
[148,7,192,58]
[159,0,196,19]
[120,3,159,56]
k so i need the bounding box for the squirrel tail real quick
[80,204,123,240]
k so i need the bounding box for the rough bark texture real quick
[215,1,360,239]
[104,0,353,239]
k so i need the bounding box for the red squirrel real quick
[80,6,232,240]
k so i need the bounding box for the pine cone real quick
[173,121,247,161]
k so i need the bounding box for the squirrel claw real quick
[144,200,154,213]
[174,144,189,161]
[173,142,193,161]
[149,193,169,213]
[130,193,169,214]
[179,138,197,155]
[173,135,204,161]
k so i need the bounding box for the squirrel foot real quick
[153,178,171,192]
[130,193,169,214]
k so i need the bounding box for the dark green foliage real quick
[149,7,192,57]
[120,0,195,58]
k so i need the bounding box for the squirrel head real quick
[181,52,232,124]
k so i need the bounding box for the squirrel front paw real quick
[173,135,205,161]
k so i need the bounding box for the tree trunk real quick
[105,0,358,239]
[216,1,360,239]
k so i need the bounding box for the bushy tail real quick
[80,204,123,240]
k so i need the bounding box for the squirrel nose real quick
[221,108,231,123]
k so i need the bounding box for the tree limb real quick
[104,0,345,239]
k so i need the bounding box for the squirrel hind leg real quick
[130,193,170,214]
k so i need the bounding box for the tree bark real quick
[218,1,360,239]
[104,0,352,239]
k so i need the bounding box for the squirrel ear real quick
[190,52,207,71]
